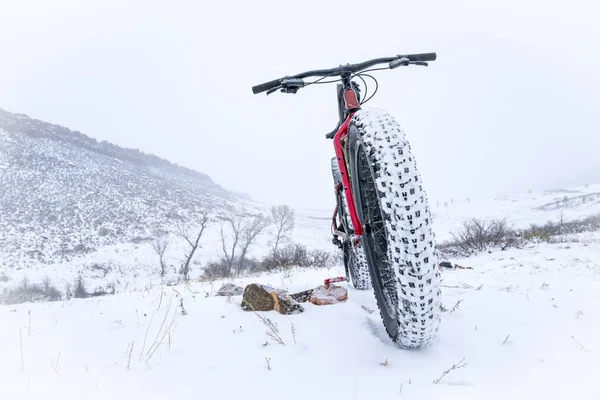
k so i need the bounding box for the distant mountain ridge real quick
[0,107,242,268]
[0,108,218,185]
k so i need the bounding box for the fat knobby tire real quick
[343,236,372,291]
[339,191,372,290]
[348,107,441,349]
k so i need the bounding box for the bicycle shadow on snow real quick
[363,315,397,347]
[362,313,444,354]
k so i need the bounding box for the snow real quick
[1,248,599,399]
[1,181,600,399]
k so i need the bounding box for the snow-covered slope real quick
[430,184,600,242]
[1,241,599,399]
[0,107,248,269]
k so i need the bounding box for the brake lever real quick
[280,78,305,94]
[389,57,410,69]
[389,58,429,69]
[266,86,281,95]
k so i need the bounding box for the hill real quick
[0,107,243,269]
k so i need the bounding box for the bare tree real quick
[269,205,295,256]
[175,211,210,281]
[151,231,170,277]
[220,214,245,274]
[238,215,269,273]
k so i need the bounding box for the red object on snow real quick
[310,284,348,305]
[324,276,346,285]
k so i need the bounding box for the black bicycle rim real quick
[355,143,399,338]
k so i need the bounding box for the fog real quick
[1,0,598,209]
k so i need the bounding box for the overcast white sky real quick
[1,0,599,209]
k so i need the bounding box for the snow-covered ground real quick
[2,241,599,399]
[1,184,600,399]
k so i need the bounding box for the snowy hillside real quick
[430,184,600,242]
[0,108,247,269]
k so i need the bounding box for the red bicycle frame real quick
[332,87,363,236]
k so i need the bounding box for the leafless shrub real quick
[524,213,600,243]
[151,231,170,277]
[1,277,62,304]
[205,242,339,278]
[220,214,245,274]
[269,205,295,255]
[439,214,600,257]
[176,211,210,281]
[73,275,88,298]
[439,218,519,256]
[87,263,112,278]
[219,214,269,275]
[238,215,269,273]
[257,243,338,272]
[202,258,233,280]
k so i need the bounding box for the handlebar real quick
[252,52,436,94]
[251,78,284,95]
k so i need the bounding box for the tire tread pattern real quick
[352,107,442,348]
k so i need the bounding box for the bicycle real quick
[252,52,441,349]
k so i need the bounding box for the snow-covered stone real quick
[215,283,244,296]
[309,284,348,305]
[241,283,304,314]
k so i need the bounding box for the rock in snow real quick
[215,283,244,296]
[241,283,304,315]
[289,289,314,303]
[309,284,348,305]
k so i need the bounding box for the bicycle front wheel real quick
[348,107,442,349]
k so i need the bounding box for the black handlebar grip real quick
[252,78,284,94]
[405,52,437,62]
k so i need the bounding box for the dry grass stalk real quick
[19,328,24,372]
[51,352,61,379]
[449,300,463,314]
[126,341,134,370]
[146,303,178,361]
[291,322,297,344]
[571,336,589,352]
[433,358,468,384]
[145,295,174,358]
